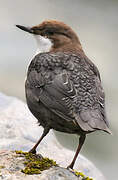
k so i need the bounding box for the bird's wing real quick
[28,69,97,132]
[27,53,111,133]
[28,69,77,122]
[76,68,111,134]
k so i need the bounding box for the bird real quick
[16,20,111,169]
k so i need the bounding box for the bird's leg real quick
[29,128,50,154]
[67,134,86,169]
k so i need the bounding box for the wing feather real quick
[26,52,111,134]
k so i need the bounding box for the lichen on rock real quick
[0,165,5,169]
[15,150,93,179]
[74,170,93,180]
[15,150,57,174]
[0,150,101,179]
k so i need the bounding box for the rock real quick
[0,150,88,180]
[0,92,106,179]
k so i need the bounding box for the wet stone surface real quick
[0,150,92,180]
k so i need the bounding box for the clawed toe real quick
[67,164,73,170]
[29,148,36,154]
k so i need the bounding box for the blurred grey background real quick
[0,0,118,179]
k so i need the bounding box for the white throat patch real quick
[34,35,53,54]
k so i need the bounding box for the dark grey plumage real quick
[16,20,112,169]
[25,52,110,134]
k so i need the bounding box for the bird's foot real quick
[29,148,36,154]
[67,163,74,170]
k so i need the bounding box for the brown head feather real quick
[31,20,84,56]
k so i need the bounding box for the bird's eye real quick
[45,31,54,36]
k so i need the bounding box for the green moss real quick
[21,167,41,174]
[15,150,28,155]
[15,150,57,175]
[74,170,93,180]
[15,151,93,179]
[0,165,5,169]
[74,171,85,177]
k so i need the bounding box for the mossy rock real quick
[0,165,5,169]
[15,150,93,179]
[74,170,93,180]
[15,150,57,175]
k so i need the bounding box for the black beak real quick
[16,25,33,34]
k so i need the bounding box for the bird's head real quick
[16,20,84,55]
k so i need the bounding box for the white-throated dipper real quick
[16,20,111,169]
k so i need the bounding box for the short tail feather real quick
[76,109,112,134]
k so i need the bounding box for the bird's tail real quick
[76,109,112,134]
